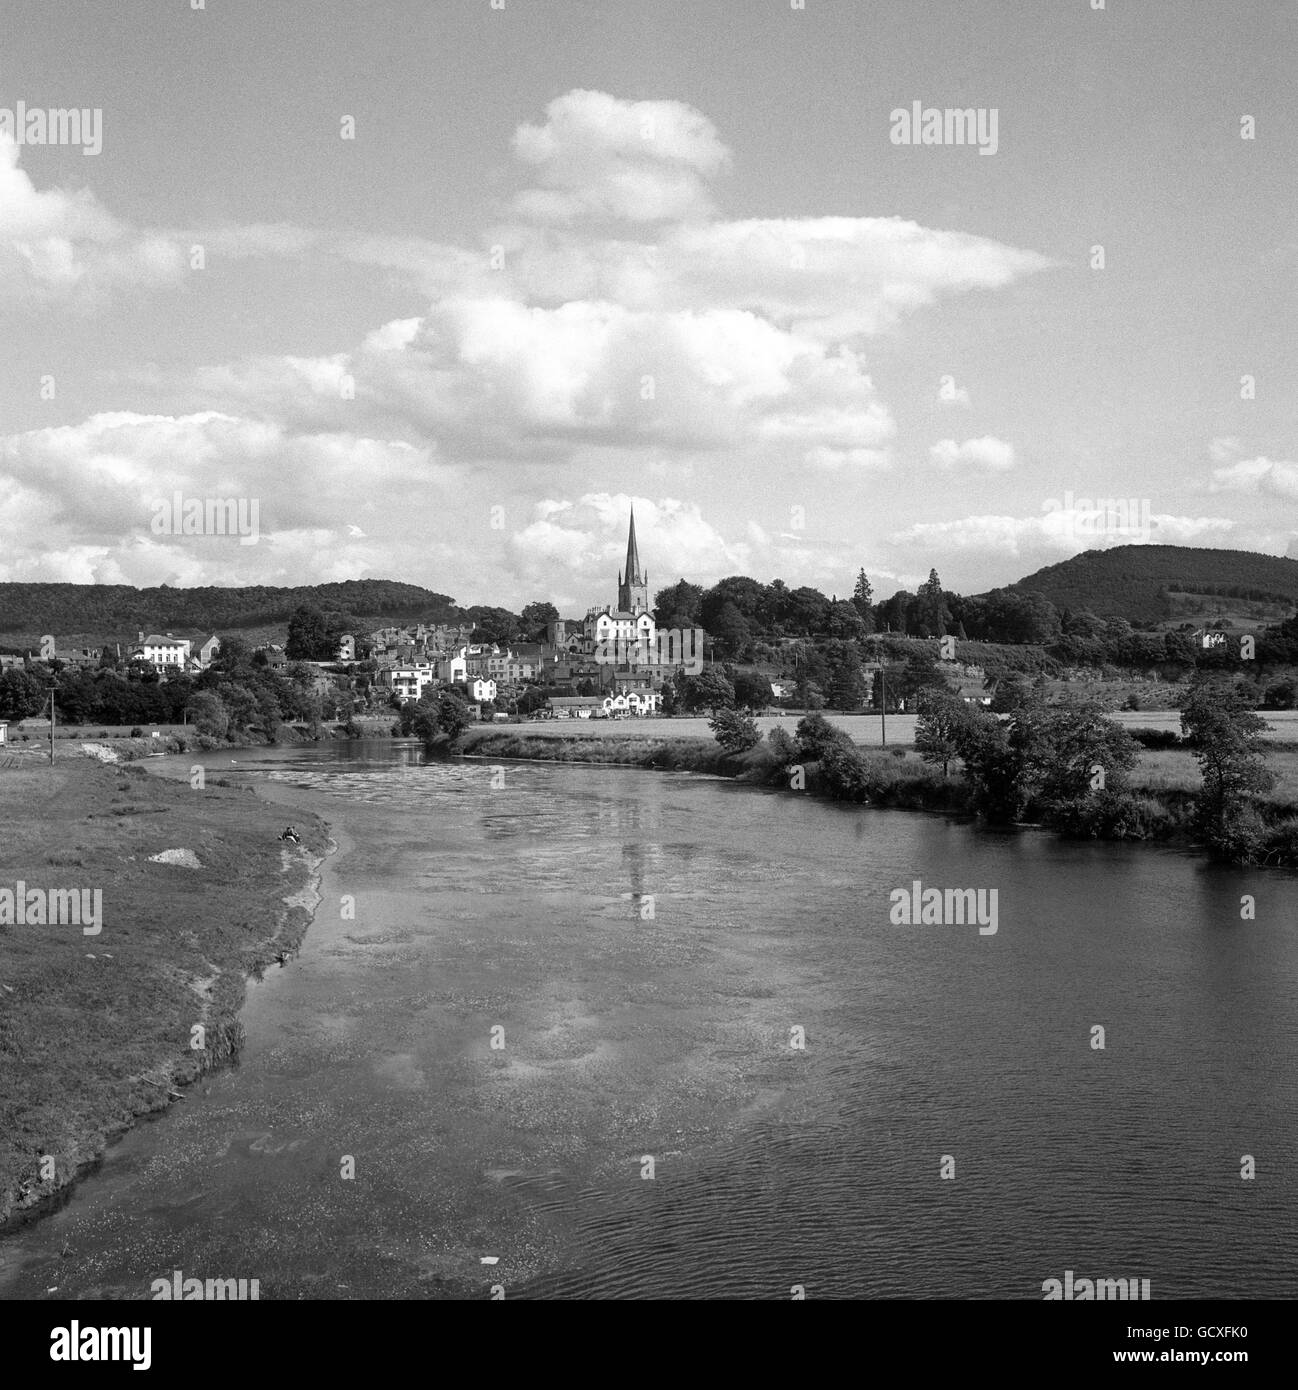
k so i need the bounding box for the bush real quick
[710,707,761,753]
[1042,789,1176,840]
[767,725,797,764]
[815,741,874,802]
[129,726,144,738]
[795,712,857,761]
[1128,727,1183,749]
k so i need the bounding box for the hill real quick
[0,579,461,648]
[1002,546,1298,625]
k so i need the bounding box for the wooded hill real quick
[1003,546,1298,624]
[0,579,460,646]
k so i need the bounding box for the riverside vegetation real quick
[459,675,1298,868]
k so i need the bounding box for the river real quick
[1,741,1295,1299]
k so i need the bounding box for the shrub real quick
[815,741,874,802]
[795,712,856,761]
[1128,727,1183,750]
[129,726,144,738]
[767,725,797,764]
[1043,789,1176,840]
[710,707,761,753]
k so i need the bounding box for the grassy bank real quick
[458,728,1298,863]
[0,756,329,1226]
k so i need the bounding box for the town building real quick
[132,632,192,670]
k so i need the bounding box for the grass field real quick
[0,758,327,1226]
[496,708,1298,747]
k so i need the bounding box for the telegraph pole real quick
[48,685,56,766]
[880,665,887,749]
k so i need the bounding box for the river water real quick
[1,741,1295,1300]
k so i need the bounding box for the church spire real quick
[624,505,643,586]
[617,505,649,614]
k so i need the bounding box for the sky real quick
[1,0,1295,614]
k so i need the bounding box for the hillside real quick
[1002,546,1298,624]
[0,579,461,648]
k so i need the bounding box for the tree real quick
[0,668,46,721]
[519,602,559,641]
[851,568,875,630]
[708,600,752,659]
[795,711,857,761]
[915,688,976,777]
[211,633,253,672]
[895,650,951,708]
[732,670,774,711]
[914,569,952,637]
[822,640,866,709]
[680,668,735,713]
[987,672,1037,713]
[435,687,472,742]
[1011,701,1140,813]
[955,707,1025,822]
[186,690,229,740]
[709,707,761,753]
[654,579,704,630]
[1181,679,1275,858]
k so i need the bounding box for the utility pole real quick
[48,685,56,765]
[880,665,887,749]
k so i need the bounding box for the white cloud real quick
[930,436,1016,472]
[1210,456,1298,500]
[0,411,447,584]
[0,133,184,306]
[890,510,1239,559]
[509,90,730,224]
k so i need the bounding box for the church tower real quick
[617,506,649,614]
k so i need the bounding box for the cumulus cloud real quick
[171,300,898,465]
[0,411,448,584]
[1,90,1063,597]
[890,510,1239,559]
[929,436,1016,472]
[1210,455,1298,500]
[509,90,730,224]
[0,133,184,305]
[508,493,750,605]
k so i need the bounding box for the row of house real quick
[2,633,223,677]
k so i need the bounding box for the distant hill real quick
[1003,546,1298,624]
[0,579,462,648]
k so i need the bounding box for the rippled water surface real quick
[2,742,1295,1300]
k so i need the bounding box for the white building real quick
[134,632,192,669]
[379,664,436,702]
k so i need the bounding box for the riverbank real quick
[457,727,1298,864]
[0,755,329,1227]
